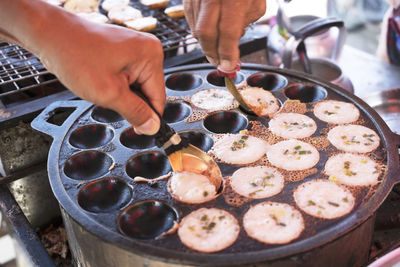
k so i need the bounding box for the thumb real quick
[110,84,161,136]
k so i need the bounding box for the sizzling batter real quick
[178,208,240,253]
[267,139,319,171]
[268,113,317,139]
[327,125,380,153]
[294,180,355,219]
[169,171,217,204]
[230,166,284,199]
[240,87,280,116]
[314,100,360,124]
[243,202,304,244]
[212,134,268,165]
[191,89,238,111]
[324,153,380,186]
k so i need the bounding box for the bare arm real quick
[0,0,165,135]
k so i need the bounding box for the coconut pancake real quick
[101,0,129,12]
[294,180,355,219]
[108,5,142,24]
[169,171,217,204]
[124,17,157,32]
[212,134,268,165]
[178,208,240,253]
[165,4,185,18]
[191,89,238,111]
[140,0,169,8]
[64,0,98,13]
[314,100,360,124]
[45,0,65,6]
[230,166,284,199]
[267,139,319,171]
[324,153,380,186]
[327,124,380,153]
[243,202,304,244]
[268,113,317,139]
[78,12,109,23]
[240,87,279,116]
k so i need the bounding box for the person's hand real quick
[0,0,165,135]
[183,0,266,71]
[39,16,165,135]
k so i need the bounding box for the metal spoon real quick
[217,64,256,115]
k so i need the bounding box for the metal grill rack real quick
[0,42,58,104]
[0,11,197,108]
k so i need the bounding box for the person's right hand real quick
[183,0,266,71]
[0,0,165,135]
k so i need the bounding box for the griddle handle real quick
[31,100,92,139]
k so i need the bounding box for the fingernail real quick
[135,114,160,135]
[220,60,236,72]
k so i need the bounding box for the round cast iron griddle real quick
[31,63,400,266]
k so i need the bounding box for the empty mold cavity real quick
[91,106,123,123]
[206,70,245,86]
[64,151,113,180]
[284,83,327,103]
[178,131,214,152]
[165,73,202,91]
[78,178,132,213]
[69,124,114,149]
[162,101,191,123]
[203,111,248,134]
[246,72,288,91]
[120,127,155,149]
[126,151,172,179]
[118,200,178,240]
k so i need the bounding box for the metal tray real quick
[31,63,400,266]
[362,88,400,135]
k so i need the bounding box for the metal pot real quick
[267,16,346,68]
[31,63,400,266]
[290,58,354,93]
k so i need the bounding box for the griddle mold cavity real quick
[126,151,172,180]
[78,177,132,213]
[166,73,202,91]
[284,83,327,103]
[246,72,288,91]
[118,200,178,240]
[91,106,124,123]
[120,127,156,149]
[178,130,214,152]
[203,111,248,134]
[206,70,245,86]
[64,151,114,180]
[162,101,192,123]
[69,124,114,149]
